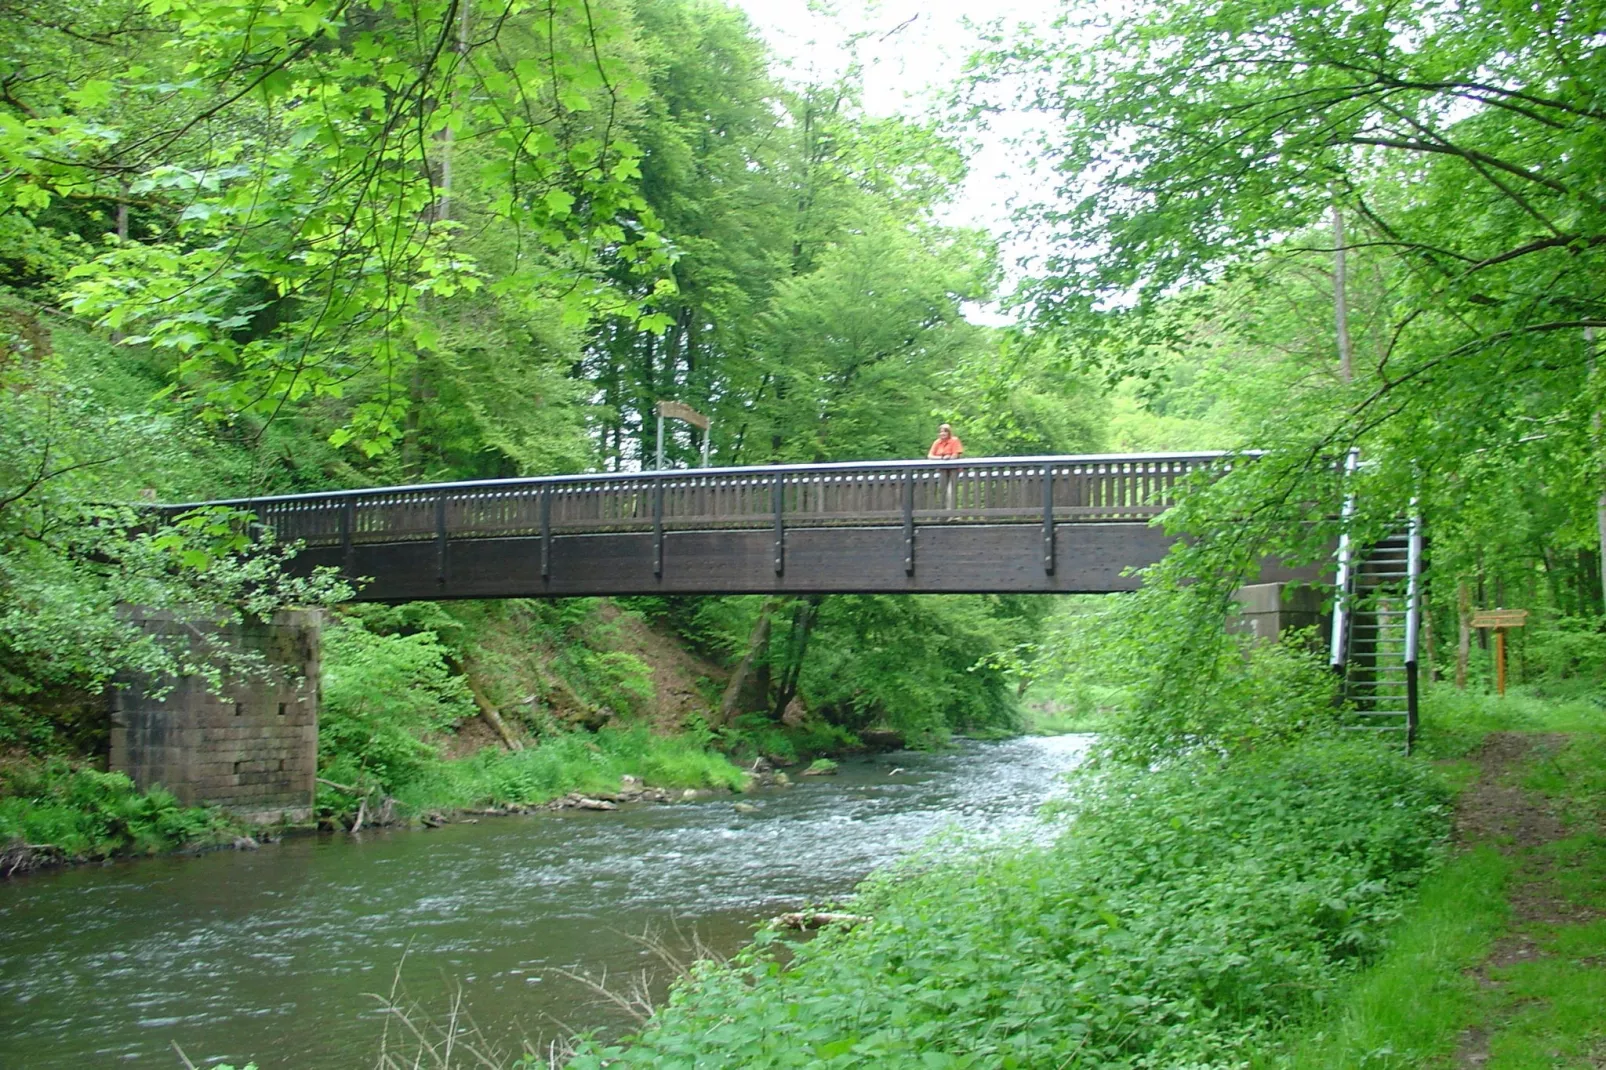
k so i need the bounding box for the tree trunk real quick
[1456,579,1472,689]
[1588,325,1606,614]
[718,598,776,725]
[771,597,822,719]
[468,680,524,751]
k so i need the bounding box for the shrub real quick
[565,737,1449,1069]
[392,724,748,812]
[0,758,233,857]
[319,618,475,794]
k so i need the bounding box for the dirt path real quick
[1450,732,1605,1069]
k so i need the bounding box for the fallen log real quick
[769,911,871,931]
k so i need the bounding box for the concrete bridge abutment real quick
[109,608,321,823]
[1232,582,1328,643]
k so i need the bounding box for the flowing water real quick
[0,735,1091,1068]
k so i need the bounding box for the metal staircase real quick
[1331,498,1423,750]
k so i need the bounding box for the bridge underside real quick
[294,522,1320,601]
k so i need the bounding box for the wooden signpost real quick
[654,400,712,470]
[1470,608,1528,696]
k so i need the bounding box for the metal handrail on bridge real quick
[159,453,1247,573]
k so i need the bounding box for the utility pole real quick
[1332,200,1354,384]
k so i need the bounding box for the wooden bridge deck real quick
[165,453,1270,600]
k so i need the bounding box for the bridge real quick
[164,452,1317,600]
[122,451,1383,821]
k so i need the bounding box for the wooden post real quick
[772,473,784,575]
[1495,628,1507,696]
[434,492,448,588]
[652,477,664,578]
[902,473,915,576]
[341,497,355,578]
[1471,608,1526,697]
[539,485,551,580]
[1042,463,1056,574]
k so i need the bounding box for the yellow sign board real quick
[1471,608,1528,629]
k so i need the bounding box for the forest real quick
[2,0,1605,1066]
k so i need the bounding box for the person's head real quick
[937,423,952,439]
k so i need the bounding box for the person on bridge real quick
[927,423,964,511]
[927,423,964,460]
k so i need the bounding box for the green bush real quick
[565,737,1449,1069]
[394,723,748,812]
[1521,615,1606,685]
[319,618,476,794]
[0,759,233,857]
[717,713,860,765]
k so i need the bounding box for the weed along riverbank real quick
[0,735,1090,1066]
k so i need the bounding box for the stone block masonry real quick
[109,608,321,824]
[1233,582,1328,643]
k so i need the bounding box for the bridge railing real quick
[162,452,1245,548]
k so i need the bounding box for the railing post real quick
[540,485,551,580]
[902,472,915,576]
[1042,463,1056,574]
[772,473,785,575]
[341,497,355,577]
[653,476,665,578]
[435,491,448,589]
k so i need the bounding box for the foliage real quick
[565,737,1450,1069]
[318,617,476,794]
[0,758,235,857]
[799,595,1041,743]
[1020,582,1342,763]
[961,0,1606,724]
[0,321,350,710]
[715,713,859,766]
[1249,846,1512,1070]
[1254,691,1606,1069]
[397,722,747,813]
[1519,616,1606,686]
[9,0,669,456]
[315,611,748,817]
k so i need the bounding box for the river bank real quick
[0,735,1088,1067]
[0,711,909,879]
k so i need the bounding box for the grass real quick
[1249,684,1606,1070]
[1256,846,1513,1068]
[381,723,751,816]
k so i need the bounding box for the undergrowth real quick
[389,724,750,813]
[0,758,236,859]
[563,735,1450,1069]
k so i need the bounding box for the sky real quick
[726,0,1067,310]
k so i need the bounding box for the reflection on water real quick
[0,735,1090,1068]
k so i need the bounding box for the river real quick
[0,735,1090,1068]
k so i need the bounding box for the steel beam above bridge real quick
[162,452,1285,601]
